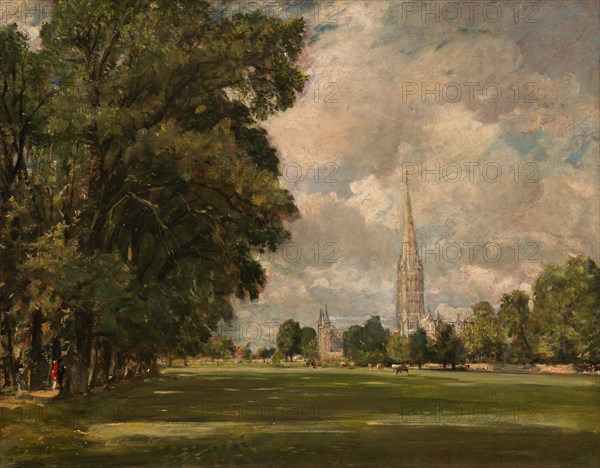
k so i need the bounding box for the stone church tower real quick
[317,305,332,359]
[396,180,425,336]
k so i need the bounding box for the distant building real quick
[396,179,425,336]
[396,179,473,338]
[445,313,474,335]
[420,309,441,337]
[317,305,343,360]
[420,309,473,338]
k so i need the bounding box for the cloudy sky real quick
[230,0,599,342]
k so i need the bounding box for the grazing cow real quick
[376,363,385,370]
[392,364,409,375]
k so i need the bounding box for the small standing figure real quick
[16,368,25,398]
[57,361,65,391]
[51,360,59,390]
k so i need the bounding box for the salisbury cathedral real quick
[396,181,426,336]
[395,181,472,337]
[315,181,470,359]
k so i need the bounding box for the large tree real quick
[532,256,600,363]
[342,316,389,365]
[300,326,317,359]
[434,323,465,369]
[462,301,507,362]
[342,325,363,359]
[362,316,389,354]
[1,1,307,392]
[276,319,301,361]
[498,290,534,363]
[386,334,410,363]
[255,346,275,363]
[408,328,432,369]
[0,24,55,387]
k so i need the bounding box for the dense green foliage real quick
[408,328,432,368]
[300,326,318,359]
[202,336,236,361]
[462,301,507,362]
[276,319,301,360]
[255,346,276,362]
[433,323,465,369]
[342,316,389,365]
[532,256,600,363]
[0,1,306,392]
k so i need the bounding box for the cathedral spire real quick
[401,175,419,266]
[396,173,425,336]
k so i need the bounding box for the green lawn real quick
[1,365,599,466]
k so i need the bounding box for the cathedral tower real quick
[396,179,425,336]
[317,305,332,360]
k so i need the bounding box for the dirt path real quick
[0,389,60,409]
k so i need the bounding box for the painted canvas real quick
[0,1,599,466]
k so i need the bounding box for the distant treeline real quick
[273,256,599,368]
[349,255,600,368]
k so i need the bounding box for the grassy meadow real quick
[1,364,598,466]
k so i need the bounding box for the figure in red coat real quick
[51,361,59,390]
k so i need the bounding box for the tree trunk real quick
[100,341,111,385]
[30,308,46,389]
[520,327,533,359]
[111,351,126,382]
[89,340,98,387]
[1,312,15,387]
[150,355,159,376]
[67,309,94,394]
[91,339,112,387]
[51,338,61,361]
